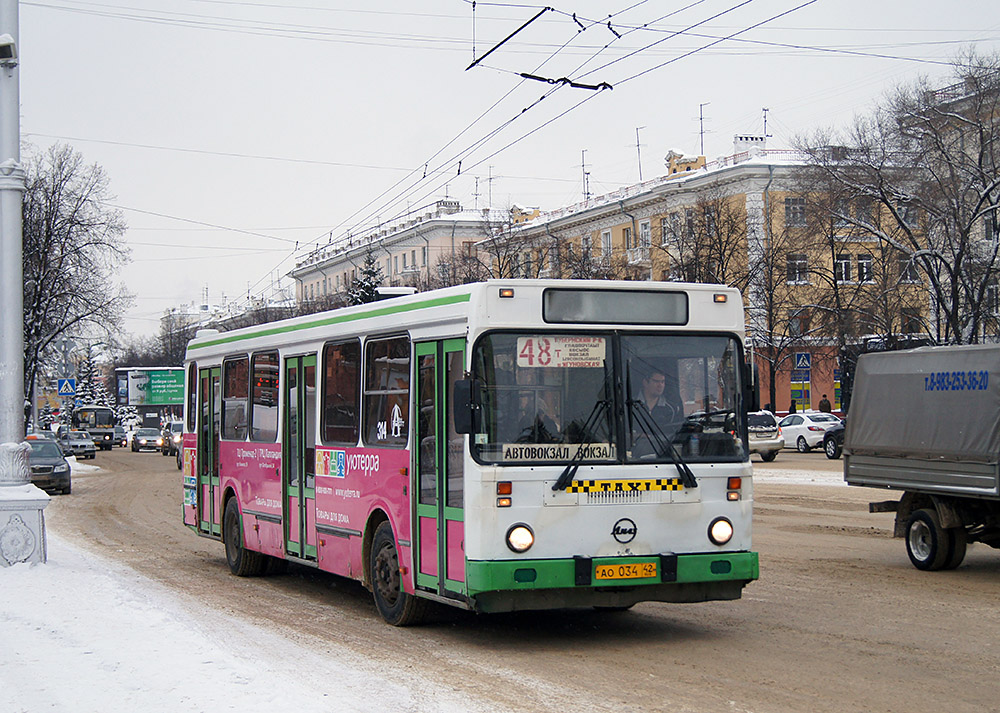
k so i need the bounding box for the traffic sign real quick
[57,378,77,396]
[794,352,811,369]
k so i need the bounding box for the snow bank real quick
[0,535,486,713]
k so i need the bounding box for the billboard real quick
[119,368,184,406]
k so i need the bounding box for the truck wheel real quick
[906,508,950,571]
[943,527,968,570]
[370,521,427,626]
[824,438,842,459]
[759,451,777,462]
[796,436,811,453]
[224,498,265,577]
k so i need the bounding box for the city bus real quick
[72,404,116,450]
[181,279,760,625]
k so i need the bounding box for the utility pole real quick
[762,107,772,140]
[635,126,646,182]
[0,0,48,566]
[581,150,591,202]
[699,102,710,156]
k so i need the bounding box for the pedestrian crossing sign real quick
[57,378,76,396]
[794,352,811,369]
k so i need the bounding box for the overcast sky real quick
[18,0,1000,337]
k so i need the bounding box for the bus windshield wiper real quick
[625,363,697,489]
[552,398,610,492]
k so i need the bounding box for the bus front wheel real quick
[370,521,427,626]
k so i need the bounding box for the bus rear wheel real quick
[370,521,427,626]
[224,498,265,577]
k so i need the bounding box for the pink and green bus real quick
[181,279,759,625]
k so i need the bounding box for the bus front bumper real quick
[465,551,759,613]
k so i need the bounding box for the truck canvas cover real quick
[847,344,1000,464]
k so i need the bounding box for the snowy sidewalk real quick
[0,533,482,713]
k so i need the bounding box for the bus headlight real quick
[708,517,734,546]
[506,524,534,553]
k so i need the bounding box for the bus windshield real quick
[471,332,746,465]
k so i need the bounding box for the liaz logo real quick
[612,518,637,544]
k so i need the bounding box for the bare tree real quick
[655,186,752,291]
[800,51,1000,344]
[22,143,131,409]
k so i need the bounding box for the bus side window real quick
[322,340,361,446]
[363,336,410,448]
[222,356,249,441]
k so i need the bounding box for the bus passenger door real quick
[414,339,467,597]
[197,367,222,537]
[283,354,318,561]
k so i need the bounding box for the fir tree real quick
[349,250,384,305]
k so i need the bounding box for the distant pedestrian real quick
[818,394,832,413]
[789,399,797,414]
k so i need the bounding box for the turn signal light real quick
[499,288,515,298]
[727,477,742,490]
[497,481,512,495]
[497,497,512,508]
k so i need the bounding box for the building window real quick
[704,207,718,237]
[857,254,873,283]
[789,309,810,336]
[901,308,923,334]
[685,209,695,238]
[394,256,398,274]
[986,215,997,249]
[622,226,633,250]
[581,234,591,255]
[601,230,612,257]
[987,282,999,315]
[835,253,852,283]
[786,253,809,283]
[422,246,428,265]
[411,250,417,267]
[834,199,850,229]
[898,255,920,283]
[639,220,651,248]
[785,197,807,227]
[901,204,920,228]
[402,253,407,269]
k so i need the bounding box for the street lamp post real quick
[0,0,49,567]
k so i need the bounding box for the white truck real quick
[844,344,1000,570]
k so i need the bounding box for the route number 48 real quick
[519,337,553,367]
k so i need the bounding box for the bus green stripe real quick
[187,292,472,351]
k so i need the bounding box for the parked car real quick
[113,425,127,447]
[747,410,784,461]
[28,439,72,494]
[777,411,842,452]
[161,421,183,456]
[58,430,96,460]
[823,419,846,459]
[132,428,163,452]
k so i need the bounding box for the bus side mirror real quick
[743,361,760,413]
[453,378,481,435]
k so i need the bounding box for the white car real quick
[778,411,842,452]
